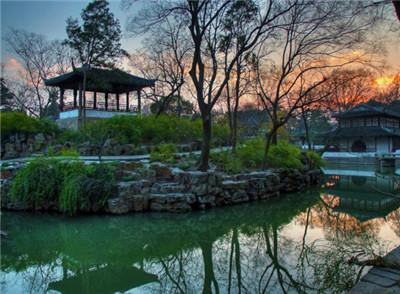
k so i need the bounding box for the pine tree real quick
[64,0,128,68]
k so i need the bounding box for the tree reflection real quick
[1,189,398,294]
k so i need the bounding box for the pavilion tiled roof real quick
[335,100,400,119]
[45,67,156,94]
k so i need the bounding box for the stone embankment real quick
[1,132,202,159]
[1,160,321,214]
[1,133,54,159]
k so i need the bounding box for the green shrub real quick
[212,122,230,146]
[236,137,264,169]
[0,112,59,140]
[59,148,80,157]
[150,143,177,163]
[10,157,115,214]
[211,151,243,174]
[56,129,82,144]
[74,115,203,146]
[268,141,303,169]
[304,150,325,169]
[10,157,63,208]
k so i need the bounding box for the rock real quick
[120,161,143,171]
[33,133,46,151]
[221,180,247,190]
[0,169,13,180]
[132,194,149,212]
[150,162,172,180]
[119,144,135,155]
[151,182,185,193]
[107,198,130,214]
[149,193,194,212]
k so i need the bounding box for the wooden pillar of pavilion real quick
[59,88,65,112]
[126,92,129,112]
[137,90,141,113]
[105,92,109,110]
[73,89,77,108]
[116,93,120,111]
[93,92,97,109]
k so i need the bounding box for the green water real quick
[1,171,400,294]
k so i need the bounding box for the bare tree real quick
[255,0,382,167]
[4,29,73,117]
[127,0,294,171]
[220,0,259,151]
[130,16,191,116]
[321,68,374,115]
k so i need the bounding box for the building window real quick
[344,119,351,127]
[352,118,364,127]
[386,118,398,128]
[366,117,378,127]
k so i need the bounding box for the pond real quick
[1,168,400,294]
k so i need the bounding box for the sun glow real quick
[373,75,395,89]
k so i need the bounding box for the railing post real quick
[93,92,97,109]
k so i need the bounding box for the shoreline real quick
[1,160,321,215]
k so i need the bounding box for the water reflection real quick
[1,171,399,294]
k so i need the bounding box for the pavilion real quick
[45,66,155,129]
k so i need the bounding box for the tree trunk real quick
[199,113,212,171]
[200,241,220,294]
[177,88,182,117]
[263,131,274,169]
[232,59,241,153]
[226,83,234,147]
[301,108,312,150]
[271,131,278,145]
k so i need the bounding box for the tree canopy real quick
[65,0,128,68]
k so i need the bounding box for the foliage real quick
[75,115,204,145]
[211,151,243,174]
[150,95,195,116]
[211,139,306,172]
[236,137,264,169]
[0,112,59,140]
[65,0,127,67]
[150,143,177,163]
[304,150,325,169]
[59,148,80,157]
[211,120,231,146]
[10,157,115,214]
[268,141,303,169]
[10,157,63,209]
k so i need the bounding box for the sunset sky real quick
[1,0,400,80]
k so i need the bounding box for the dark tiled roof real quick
[326,126,400,138]
[335,100,400,119]
[45,67,156,93]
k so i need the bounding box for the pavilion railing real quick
[63,101,138,113]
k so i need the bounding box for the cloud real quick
[4,58,24,73]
